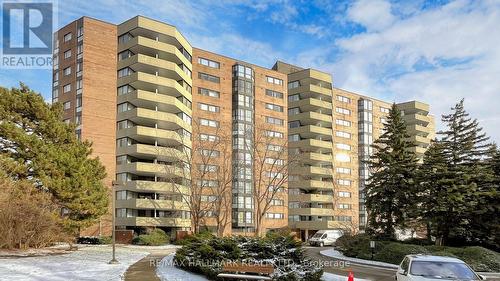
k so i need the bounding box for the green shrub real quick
[174,232,323,280]
[98,236,112,244]
[132,229,169,246]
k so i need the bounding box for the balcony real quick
[118,54,191,87]
[116,198,188,211]
[117,144,187,163]
[289,193,333,203]
[289,220,344,230]
[118,35,191,68]
[289,98,332,114]
[117,125,191,148]
[289,125,332,139]
[289,84,332,99]
[289,207,335,216]
[403,113,430,126]
[120,180,189,194]
[117,162,189,179]
[294,166,333,177]
[118,72,192,102]
[118,107,191,132]
[118,90,192,116]
[289,180,334,190]
[289,139,332,152]
[289,111,332,127]
[116,217,190,227]
[298,152,333,164]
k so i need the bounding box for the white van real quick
[309,230,344,247]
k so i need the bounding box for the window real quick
[200,118,219,128]
[77,26,83,37]
[118,33,132,44]
[117,137,133,147]
[288,134,300,142]
[63,101,71,110]
[288,121,300,128]
[76,96,82,108]
[198,87,219,98]
[335,107,351,115]
[75,114,82,125]
[338,203,352,209]
[64,49,71,59]
[270,199,284,206]
[200,133,219,142]
[288,107,300,115]
[198,180,219,188]
[288,94,300,102]
[336,143,351,150]
[201,195,217,202]
[265,157,284,166]
[63,67,71,76]
[52,88,59,99]
[337,95,350,103]
[266,116,284,126]
[335,119,351,127]
[335,167,351,174]
[63,32,72,42]
[267,144,283,152]
[338,191,351,198]
[335,153,351,162]
[199,72,220,83]
[198,57,220,68]
[118,67,133,78]
[265,130,284,139]
[288,80,300,89]
[117,120,134,130]
[265,89,283,99]
[233,65,253,79]
[198,102,219,112]
[265,103,283,112]
[380,106,390,113]
[118,50,133,61]
[337,179,351,186]
[336,131,351,139]
[265,213,284,219]
[63,83,71,93]
[117,102,135,113]
[118,85,134,96]
[199,164,218,172]
[266,76,283,85]
[200,149,220,157]
[77,44,83,54]
[178,112,192,125]
[335,216,352,222]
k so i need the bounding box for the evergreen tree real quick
[366,103,418,239]
[0,84,108,235]
[432,99,494,245]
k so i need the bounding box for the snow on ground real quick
[0,245,149,281]
[320,249,399,269]
[156,254,209,281]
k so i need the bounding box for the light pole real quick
[370,240,376,260]
[109,180,119,264]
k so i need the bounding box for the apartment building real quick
[53,15,433,238]
[52,17,117,236]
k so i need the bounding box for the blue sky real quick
[1,0,500,143]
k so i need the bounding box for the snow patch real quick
[156,254,208,281]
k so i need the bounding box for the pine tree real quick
[366,103,418,239]
[434,99,493,245]
[0,84,108,235]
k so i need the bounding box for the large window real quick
[265,130,284,139]
[63,83,71,93]
[336,131,351,139]
[63,67,71,76]
[337,95,351,103]
[265,89,283,99]
[335,119,351,127]
[198,57,220,68]
[63,32,72,42]
[335,107,351,115]
[336,143,351,150]
[198,102,219,112]
[198,87,220,98]
[265,116,284,126]
[63,101,71,110]
[64,49,71,59]
[198,72,220,83]
[288,80,300,89]
[200,118,219,128]
[265,103,283,112]
[266,76,283,85]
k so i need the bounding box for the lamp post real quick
[109,180,119,264]
[370,240,376,260]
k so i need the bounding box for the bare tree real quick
[250,124,294,236]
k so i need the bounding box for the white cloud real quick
[347,0,396,31]
[324,0,500,143]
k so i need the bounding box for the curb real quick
[319,249,399,270]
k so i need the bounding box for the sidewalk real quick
[124,249,176,281]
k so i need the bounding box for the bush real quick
[132,229,169,246]
[77,236,112,245]
[174,232,323,280]
[334,234,500,272]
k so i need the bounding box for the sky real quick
[1,0,500,143]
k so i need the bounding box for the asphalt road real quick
[305,246,397,281]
